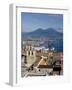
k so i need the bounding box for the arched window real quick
[32,51,33,55]
[24,56,27,64]
[28,51,30,55]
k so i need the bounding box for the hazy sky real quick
[21,12,63,32]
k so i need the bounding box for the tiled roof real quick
[38,65,52,68]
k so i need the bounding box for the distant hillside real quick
[22,28,63,52]
[22,28,63,39]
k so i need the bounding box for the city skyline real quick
[21,12,63,32]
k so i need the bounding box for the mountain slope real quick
[22,28,63,39]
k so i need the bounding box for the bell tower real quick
[26,46,36,66]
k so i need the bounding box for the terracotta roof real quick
[36,52,48,57]
[38,65,52,68]
[33,58,48,67]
